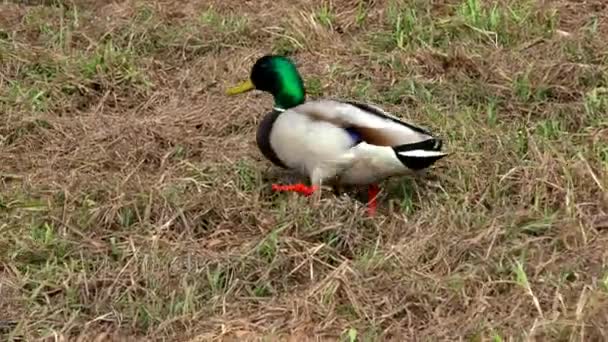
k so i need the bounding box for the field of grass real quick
[1,0,607,340]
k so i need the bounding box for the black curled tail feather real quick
[394,138,443,153]
[392,138,447,170]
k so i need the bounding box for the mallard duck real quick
[226,55,447,214]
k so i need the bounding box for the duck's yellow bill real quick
[226,79,255,95]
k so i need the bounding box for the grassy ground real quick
[1,0,607,340]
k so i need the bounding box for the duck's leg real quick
[367,184,380,216]
[272,155,352,201]
[271,183,318,196]
[309,167,327,205]
[270,172,318,196]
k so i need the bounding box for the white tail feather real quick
[398,150,448,158]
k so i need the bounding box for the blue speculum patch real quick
[344,127,363,145]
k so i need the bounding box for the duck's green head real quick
[226,55,305,110]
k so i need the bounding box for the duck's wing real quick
[293,99,441,148]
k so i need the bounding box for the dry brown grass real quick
[1,0,607,340]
